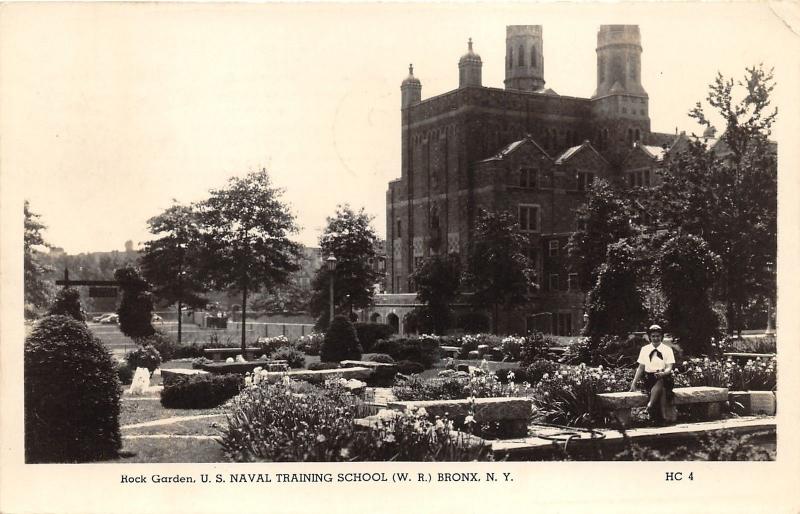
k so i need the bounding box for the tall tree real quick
[308,205,381,327]
[566,179,635,292]
[466,209,534,334]
[24,200,53,317]
[252,279,308,315]
[199,169,301,352]
[140,202,208,343]
[410,253,462,335]
[586,239,647,338]
[654,65,777,334]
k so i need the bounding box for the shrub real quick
[320,316,362,362]
[396,360,425,375]
[500,336,524,361]
[728,356,776,391]
[219,382,490,462]
[494,367,529,384]
[269,346,306,369]
[25,315,122,462]
[297,332,325,356]
[135,330,178,361]
[160,373,243,409]
[355,323,396,353]
[520,333,551,365]
[531,364,633,427]
[117,361,134,385]
[373,336,441,368]
[525,359,561,384]
[258,335,293,355]
[47,287,84,322]
[366,353,395,364]
[560,337,593,366]
[308,361,341,371]
[125,344,162,373]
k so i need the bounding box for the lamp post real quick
[326,255,337,326]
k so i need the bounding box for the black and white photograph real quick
[1,2,798,513]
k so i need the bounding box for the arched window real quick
[518,45,525,67]
[627,128,633,146]
[508,48,513,69]
[530,45,537,67]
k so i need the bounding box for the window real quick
[635,128,641,141]
[530,45,537,67]
[397,219,402,235]
[549,273,559,291]
[508,48,513,69]
[518,45,524,67]
[519,167,538,188]
[627,169,652,188]
[549,240,559,256]
[568,273,579,291]
[518,205,540,233]
[577,171,595,191]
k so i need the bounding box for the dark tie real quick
[649,349,663,361]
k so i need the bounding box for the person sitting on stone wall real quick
[629,324,675,424]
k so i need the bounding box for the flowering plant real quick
[530,364,632,427]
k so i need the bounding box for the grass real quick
[113,438,228,463]
[120,397,225,426]
[122,416,225,436]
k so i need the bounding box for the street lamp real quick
[326,255,337,326]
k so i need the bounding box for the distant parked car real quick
[98,313,118,324]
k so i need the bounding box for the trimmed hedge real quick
[365,353,395,364]
[125,344,162,373]
[354,323,396,353]
[269,346,306,369]
[308,362,341,371]
[25,315,122,463]
[396,360,425,375]
[160,373,243,409]
[372,336,440,369]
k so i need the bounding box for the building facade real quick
[385,25,678,336]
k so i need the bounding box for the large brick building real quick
[383,25,681,336]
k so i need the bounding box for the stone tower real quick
[401,64,422,108]
[593,25,647,98]
[504,25,544,91]
[458,38,482,88]
[590,25,650,163]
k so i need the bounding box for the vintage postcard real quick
[1,2,798,513]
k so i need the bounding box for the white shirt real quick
[637,343,675,373]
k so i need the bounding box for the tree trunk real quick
[493,303,499,335]
[241,282,247,355]
[177,300,182,344]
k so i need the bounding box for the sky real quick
[1,2,796,254]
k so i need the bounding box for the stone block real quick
[161,368,209,386]
[440,346,460,358]
[259,367,373,384]
[730,391,776,416]
[673,386,729,405]
[596,392,649,410]
[467,350,481,360]
[341,360,398,375]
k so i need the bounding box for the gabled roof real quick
[641,144,669,162]
[554,140,608,165]
[480,135,551,162]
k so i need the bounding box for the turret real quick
[458,38,483,88]
[504,25,544,91]
[593,25,647,98]
[401,64,422,108]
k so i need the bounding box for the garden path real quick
[121,413,225,430]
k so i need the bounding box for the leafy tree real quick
[566,179,635,292]
[24,201,53,317]
[586,239,647,338]
[466,209,534,334]
[252,279,309,315]
[199,169,301,352]
[657,234,721,355]
[47,288,85,322]
[309,205,381,327]
[410,253,462,335]
[654,65,777,334]
[115,266,155,339]
[140,202,208,343]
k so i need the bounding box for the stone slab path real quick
[121,413,225,430]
